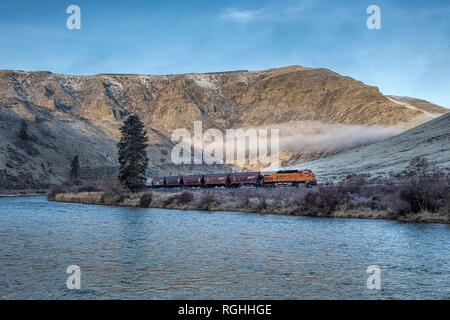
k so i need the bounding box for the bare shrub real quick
[289,188,309,206]
[347,194,372,209]
[368,178,396,195]
[395,157,449,213]
[100,182,125,205]
[304,186,340,215]
[199,190,215,210]
[162,195,175,206]
[247,188,269,209]
[139,192,153,208]
[99,179,123,192]
[442,189,450,216]
[378,193,409,215]
[339,175,367,194]
[101,191,124,205]
[76,183,102,193]
[406,155,430,176]
[230,188,258,208]
[47,185,70,201]
[176,190,194,204]
[272,187,289,202]
[236,189,250,206]
[399,172,447,213]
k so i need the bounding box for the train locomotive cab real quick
[263,169,317,187]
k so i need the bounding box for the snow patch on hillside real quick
[188,75,218,91]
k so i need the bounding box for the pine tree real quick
[69,155,81,183]
[18,119,28,140]
[117,115,149,191]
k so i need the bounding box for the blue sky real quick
[1,0,449,107]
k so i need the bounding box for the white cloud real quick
[219,0,313,23]
[219,8,262,23]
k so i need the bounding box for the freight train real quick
[149,169,316,188]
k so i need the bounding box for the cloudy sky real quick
[1,0,449,107]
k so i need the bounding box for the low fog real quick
[269,121,402,153]
[184,121,403,168]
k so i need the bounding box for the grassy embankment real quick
[0,190,48,197]
[50,171,450,224]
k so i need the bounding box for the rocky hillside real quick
[0,66,447,189]
[1,66,441,131]
[387,95,448,114]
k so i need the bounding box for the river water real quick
[0,196,449,299]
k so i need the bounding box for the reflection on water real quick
[0,196,449,299]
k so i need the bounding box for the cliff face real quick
[0,66,447,189]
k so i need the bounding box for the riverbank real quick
[0,189,48,197]
[53,188,450,224]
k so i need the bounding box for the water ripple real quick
[0,197,449,299]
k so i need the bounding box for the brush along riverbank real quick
[52,186,450,224]
[0,189,48,197]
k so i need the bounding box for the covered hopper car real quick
[165,176,183,187]
[151,177,166,187]
[204,173,230,187]
[230,172,263,186]
[182,175,204,186]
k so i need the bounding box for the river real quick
[0,196,449,299]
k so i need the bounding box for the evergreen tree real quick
[69,155,81,183]
[117,115,149,191]
[18,119,28,140]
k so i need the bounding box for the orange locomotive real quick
[263,169,317,187]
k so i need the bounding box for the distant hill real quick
[287,112,450,181]
[387,95,448,114]
[0,66,447,189]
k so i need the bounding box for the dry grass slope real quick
[288,112,450,181]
